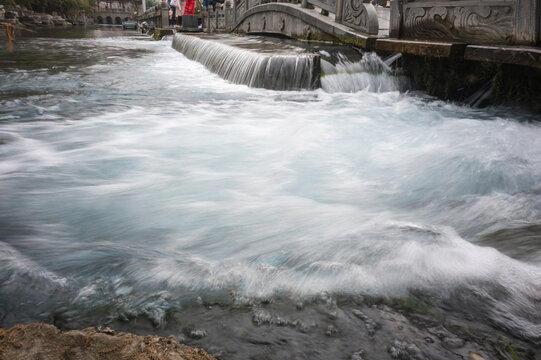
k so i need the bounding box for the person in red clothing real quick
[184,0,195,15]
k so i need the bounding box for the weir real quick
[172,34,321,90]
[172,33,409,92]
[137,0,540,107]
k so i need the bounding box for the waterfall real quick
[172,34,408,93]
[320,52,407,93]
[172,34,320,90]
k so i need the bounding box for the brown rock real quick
[469,352,487,360]
[0,323,216,360]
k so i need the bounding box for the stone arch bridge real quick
[94,9,134,25]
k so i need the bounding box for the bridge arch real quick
[231,3,378,46]
[96,16,104,24]
[106,16,113,24]
[115,16,122,25]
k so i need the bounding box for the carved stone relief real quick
[341,0,378,34]
[402,3,515,44]
[307,0,337,14]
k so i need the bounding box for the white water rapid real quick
[0,29,540,358]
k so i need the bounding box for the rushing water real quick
[1,28,540,359]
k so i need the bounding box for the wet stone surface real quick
[101,294,539,360]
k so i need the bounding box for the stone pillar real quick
[389,0,401,38]
[160,1,169,28]
[335,0,342,22]
[301,0,313,9]
[515,0,540,45]
[225,2,231,29]
[234,0,237,24]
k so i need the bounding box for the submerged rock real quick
[352,309,380,336]
[350,349,366,360]
[388,340,425,360]
[186,328,209,339]
[0,323,216,360]
[325,324,338,336]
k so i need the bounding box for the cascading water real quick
[172,33,319,90]
[1,29,540,360]
[173,33,409,94]
[319,52,408,93]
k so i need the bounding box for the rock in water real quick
[0,323,216,360]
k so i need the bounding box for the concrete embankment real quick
[0,323,216,360]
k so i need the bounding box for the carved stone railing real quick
[137,2,169,28]
[390,0,540,46]
[302,0,379,35]
[204,4,235,31]
[339,0,379,34]
[204,0,380,36]
[307,0,336,14]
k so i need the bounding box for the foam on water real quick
[320,52,406,93]
[1,31,540,344]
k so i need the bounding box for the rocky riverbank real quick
[0,323,216,360]
[0,4,87,28]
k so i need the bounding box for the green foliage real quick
[0,0,17,7]
[146,0,158,7]
[503,339,520,360]
[0,0,95,14]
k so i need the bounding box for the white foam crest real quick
[0,241,68,289]
[116,222,541,338]
[321,52,405,93]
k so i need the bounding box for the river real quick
[0,28,540,359]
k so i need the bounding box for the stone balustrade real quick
[389,0,540,46]
[137,2,169,28]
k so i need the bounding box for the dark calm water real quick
[1,28,540,359]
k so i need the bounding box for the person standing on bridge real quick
[169,0,180,26]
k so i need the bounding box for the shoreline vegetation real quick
[0,0,95,28]
[0,323,216,360]
[0,0,94,15]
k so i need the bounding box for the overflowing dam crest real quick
[173,34,409,93]
[172,34,320,90]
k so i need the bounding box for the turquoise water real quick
[0,28,540,358]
